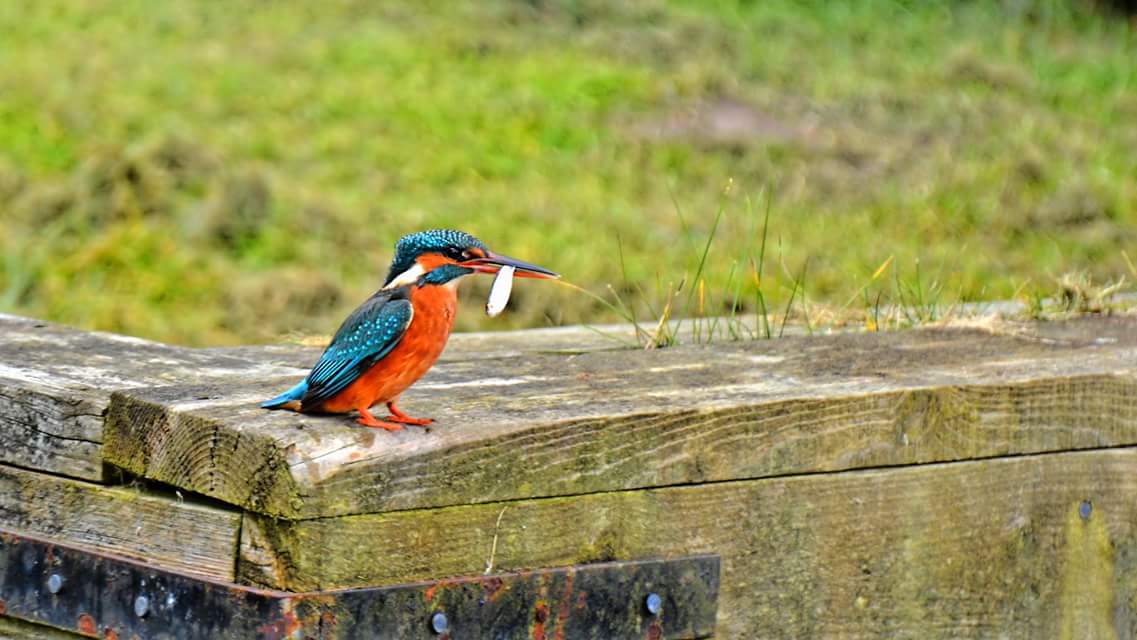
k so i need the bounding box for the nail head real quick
[134,595,150,618]
[47,574,63,594]
[1079,500,1092,521]
[645,592,663,616]
[430,611,449,634]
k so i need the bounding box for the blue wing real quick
[298,291,414,410]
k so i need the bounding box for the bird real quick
[260,229,558,430]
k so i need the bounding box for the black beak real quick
[463,252,559,279]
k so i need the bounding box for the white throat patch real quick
[382,263,425,290]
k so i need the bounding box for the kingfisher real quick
[260,229,558,430]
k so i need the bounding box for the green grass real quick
[0,0,1134,345]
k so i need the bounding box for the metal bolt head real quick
[47,573,63,594]
[430,611,449,634]
[1079,500,1093,521]
[645,592,663,616]
[134,595,150,618]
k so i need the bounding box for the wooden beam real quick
[239,447,1137,638]
[0,464,242,582]
[104,317,1137,519]
[0,313,305,481]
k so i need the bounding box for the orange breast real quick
[319,284,457,413]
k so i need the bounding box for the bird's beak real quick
[462,252,559,279]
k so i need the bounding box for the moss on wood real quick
[0,464,241,582]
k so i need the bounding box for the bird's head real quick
[383,229,558,289]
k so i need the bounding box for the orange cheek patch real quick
[416,254,456,271]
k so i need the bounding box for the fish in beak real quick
[485,265,515,317]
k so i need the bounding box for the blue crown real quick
[384,229,487,285]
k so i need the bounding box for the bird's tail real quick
[260,380,308,411]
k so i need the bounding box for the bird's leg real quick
[385,401,433,426]
[356,407,404,431]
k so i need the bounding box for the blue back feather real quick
[297,290,414,410]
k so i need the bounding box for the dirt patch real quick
[630,97,810,147]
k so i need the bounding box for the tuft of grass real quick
[1014,269,1135,320]
[568,186,813,348]
[569,194,1137,349]
[1051,272,1128,314]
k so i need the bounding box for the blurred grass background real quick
[1,0,1134,346]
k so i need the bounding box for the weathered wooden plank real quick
[0,385,103,481]
[0,464,241,582]
[239,447,1137,639]
[0,313,305,480]
[105,317,1137,519]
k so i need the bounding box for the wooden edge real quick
[0,464,242,583]
[103,388,303,516]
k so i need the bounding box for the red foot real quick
[356,408,404,431]
[385,401,433,426]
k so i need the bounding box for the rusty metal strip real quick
[0,529,718,639]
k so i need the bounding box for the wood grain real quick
[106,317,1137,518]
[0,464,241,582]
[240,447,1137,639]
[0,313,305,480]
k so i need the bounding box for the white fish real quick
[485,265,515,317]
